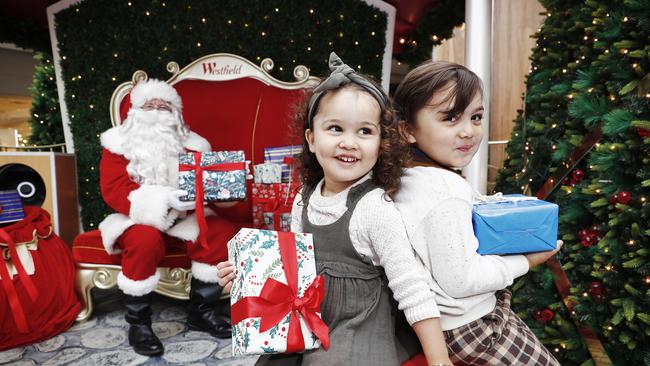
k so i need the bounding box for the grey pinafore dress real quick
[256,180,418,366]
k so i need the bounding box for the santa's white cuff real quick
[117,271,160,296]
[191,261,219,283]
[98,213,134,254]
[166,208,215,242]
[128,185,175,231]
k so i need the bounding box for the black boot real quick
[124,293,164,356]
[187,277,231,338]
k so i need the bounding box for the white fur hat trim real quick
[130,78,182,111]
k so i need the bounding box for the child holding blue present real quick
[393,60,562,365]
[218,53,452,366]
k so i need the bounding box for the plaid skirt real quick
[443,291,560,366]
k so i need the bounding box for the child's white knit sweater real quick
[394,166,530,331]
[290,174,440,325]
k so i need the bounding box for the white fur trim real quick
[166,214,199,242]
[182,131,211,152]
[98,213,135,254]
[128,185,175,230]
[117,271,160,296]
[165,208,215,242]
[191,261,219,283]
[100,126,125,155]
[130,79,182,111]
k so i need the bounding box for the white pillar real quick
[462,0,492,194]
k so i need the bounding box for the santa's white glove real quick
[168,190,197,212]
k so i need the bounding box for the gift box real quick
[253,163,283,184]
[263,212,292,232]
[0,190,25,225]
[263,145,301,182]
[252,183,298,229]
[228,229,329,355]
[178,151,246,202]
[472,194,558,255]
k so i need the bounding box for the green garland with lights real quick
[496,0,650,364]
[392,0,465,66]
[53,0,391,230]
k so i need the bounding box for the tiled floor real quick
[0,288,259,366]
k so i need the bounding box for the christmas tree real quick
[28,52,65,148]
[496,0,649,365]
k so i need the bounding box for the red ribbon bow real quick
[179,152,245,249]
[231,231,329,353]
[0,229,39,333]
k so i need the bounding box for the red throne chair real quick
[72,53,319,322]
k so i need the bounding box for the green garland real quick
[392,0,465,67]
[53,0,390,230]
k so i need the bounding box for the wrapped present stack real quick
[472,194,558,255]
[251,145,301,231]
[228,228,329,355]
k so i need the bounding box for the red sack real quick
[0,206,81,350]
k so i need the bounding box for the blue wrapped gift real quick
[472,194,558,255]
[263,145,301,182]
[178,151,247,202]
[0,190,25,225]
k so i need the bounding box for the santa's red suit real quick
[97,83,237,297]
[98,79,233,355]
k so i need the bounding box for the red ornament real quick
[534,308,554,324]
[609,193,619,205]
[589,224,600,233]
[572,169,585,183]
[541,309,554,322]
[581,234,595,247]
[578,229,589,239]
[588,281,607,303]
[563,177,574,186]
[636,127,650,137]
[617,191,632,204]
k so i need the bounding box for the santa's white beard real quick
[120,109,186,185]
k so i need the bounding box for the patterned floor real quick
[0,288,260,366]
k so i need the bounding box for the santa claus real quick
[98,79,237,356]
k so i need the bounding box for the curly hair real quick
[292,83,410,199]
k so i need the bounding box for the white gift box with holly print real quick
[227,228,322,355]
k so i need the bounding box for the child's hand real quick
[216,261,236,291]
[525,240,563,269]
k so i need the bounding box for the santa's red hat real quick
[130,78,182,111]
